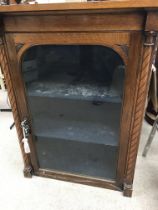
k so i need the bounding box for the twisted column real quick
[0,37,32,177]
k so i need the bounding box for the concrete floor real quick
[0,111,158,210]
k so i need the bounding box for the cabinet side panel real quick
[0,35,32,175]
[0,34,33,177]
[124,31,158,197]
[116,32,144,188]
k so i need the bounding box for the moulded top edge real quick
[0,0,158,13]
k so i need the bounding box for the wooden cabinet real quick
[0,0,158,197]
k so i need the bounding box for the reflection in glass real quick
[22,45,125,180]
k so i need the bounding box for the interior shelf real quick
[26,71,123,103]
[29,96,121,146]
[36,136,118,180]
[33,117,119,146]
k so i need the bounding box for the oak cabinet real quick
[0,0,158,197]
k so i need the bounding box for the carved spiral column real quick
[124,31,158,197]
[0,37,32,177]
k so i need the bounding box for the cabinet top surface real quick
[1,0,158,13]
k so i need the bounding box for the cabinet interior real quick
[22,45,125,180]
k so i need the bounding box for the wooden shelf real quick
[27,77,123,103]
[36,136,118,180]
[29,96,121,146]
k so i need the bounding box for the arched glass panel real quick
[22,45,125,180]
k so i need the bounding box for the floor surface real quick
[0,111,158,210]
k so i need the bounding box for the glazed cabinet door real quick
[4,31,143,190]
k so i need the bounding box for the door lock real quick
[21,118,31,154]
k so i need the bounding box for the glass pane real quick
[22,45,125,180]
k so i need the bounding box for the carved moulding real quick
[123,31,158,197]
[0,37,33,177]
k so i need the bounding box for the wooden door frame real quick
[3,30,145,194]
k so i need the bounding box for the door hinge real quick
[21,118,31,154]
